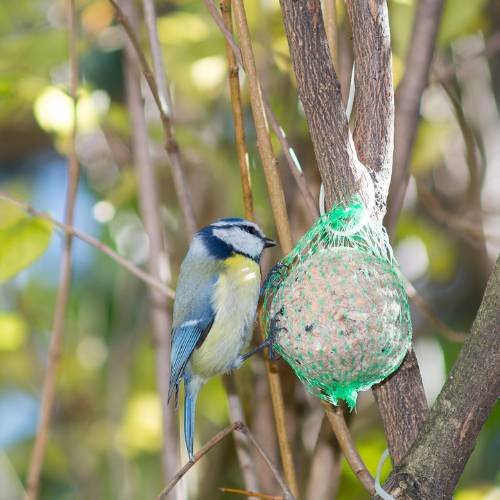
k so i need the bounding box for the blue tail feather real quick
[183,375,201,461]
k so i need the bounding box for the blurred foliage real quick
[0,215,52,283]
[0,0,499,499]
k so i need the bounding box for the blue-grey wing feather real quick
[168,250,220,402]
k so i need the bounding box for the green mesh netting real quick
[263,201,412,409]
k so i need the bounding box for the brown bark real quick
[345,0,394,221]
[384,0,445,235]
[279,0,357,208]
[372,350,428,465]
[379,256,500,499]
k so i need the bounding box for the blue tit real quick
[168,218,277,460]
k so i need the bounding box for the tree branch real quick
[109,0,197,239]
[384,0,445,235]
[123,0,179,484]
[230,2,299,495]
[25,3,80,497]
[345,0,394,221]
[278,2,397,494]
[372,349,428,466]
[0,192,175,300]
[322,402,375,494]
[157,422,295,500]
[221,0,254,222]
[381,256,500,499]
[279,0,357,208]
[202,0,319,225]
[223,375,261,497]
[141,0,197,239]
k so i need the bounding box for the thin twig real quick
[305,413,342,500]
[141,0,197,238]
[0,193,175,300]
[157,422,295,500]
[221,0,254,221]
[109,0,197,239]
[223,375,261,496]
[219,487,282,500]
[123,0,179,483]
[238,425,295,500]
[230,1,299,496]
[322,402,375,495]
[202,0,319,225]
[385,0,445,235]
[25,2,80,497]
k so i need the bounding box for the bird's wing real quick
[168,258,218,403]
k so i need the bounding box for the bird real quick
[168,218,277,460]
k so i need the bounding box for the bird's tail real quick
[183,374,202,461]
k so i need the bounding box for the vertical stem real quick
[141,0,197,239]
[223,376,261,496]
[231,1,298,496]
[321,402,375,494]
[122,0,180,492]
[25,1,80,498]
[221,0,254,222]
[231,0,292,252]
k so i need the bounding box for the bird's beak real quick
[264,237,277,248]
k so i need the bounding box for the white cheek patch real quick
[213,227,264,259]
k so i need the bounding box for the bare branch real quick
[345,0,394,220]
[381,256,500,498]
[0,192,175,300]
[372,349,428,465]
[109,0,197,238]
[219,487,282,500]
[324,0,339,71]
[157,422,295,500]
[141,0,197,238]
[220,0,254,222]
[123,0,179,483]
[279,0,358,208]
[232,0,292,253]
[305,413,341,500]
[322,402,375,494]
[223,376,260,496]
[25,2,80,497]
[229,1,298,494]
[202,0,319,224]
[384,0,445,234]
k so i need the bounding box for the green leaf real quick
[0,216,53,283]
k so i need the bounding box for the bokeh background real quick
[1,0,499,499]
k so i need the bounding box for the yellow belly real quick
[190,255,261,379]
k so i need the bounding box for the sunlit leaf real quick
[0,199,26,230]
[0,216,53,283]
[0,312,27,351]
[438,0,488,46]
[118,392,162,454]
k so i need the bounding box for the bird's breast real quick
[189,255,261,379]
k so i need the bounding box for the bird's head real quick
[195,218,276,262]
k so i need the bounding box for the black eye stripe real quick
[243,226,260,236]
[211,223,261,237]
